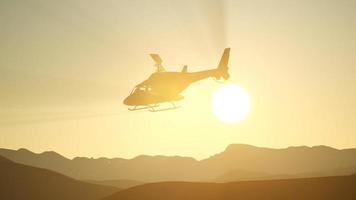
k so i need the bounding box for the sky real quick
[0,0,356,160]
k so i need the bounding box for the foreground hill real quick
[0,155,118,200]
[1,144,356,182]
[85,179,145,189]
[103,175,356,200]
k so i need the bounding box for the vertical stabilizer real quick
[217,48,230,80]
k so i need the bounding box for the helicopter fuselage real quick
[123,69,222,106]
[142,69,220,96]
[123,48,230,109]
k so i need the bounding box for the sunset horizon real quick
[1,0,356,199]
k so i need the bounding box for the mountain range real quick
[1,144,356,183]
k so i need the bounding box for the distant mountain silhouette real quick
[1,144,356,182]
[0,155,118,200]
[203,144,356,181]
[102,175,356,200]
[214,169,284,182]
[214,169,349,182]
[85,180,145,189]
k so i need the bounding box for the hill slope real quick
[103,175,356,200]
[85,179,145,189]
[0,155,118,200]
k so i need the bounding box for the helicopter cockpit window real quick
[131,86,152,95]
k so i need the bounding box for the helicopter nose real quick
[123,95,133,106]
[123,96,130,105]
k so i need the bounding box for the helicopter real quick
[123,48,230,112]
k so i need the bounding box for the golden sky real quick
[1,0,356,159]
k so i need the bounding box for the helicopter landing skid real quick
[149,102,179,112]
[128,104,159,111]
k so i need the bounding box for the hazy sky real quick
[1,0,355,159]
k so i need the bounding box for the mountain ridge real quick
[3,143,353,161]
[1,144,356,182]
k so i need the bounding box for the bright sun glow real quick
[212,84,251,123]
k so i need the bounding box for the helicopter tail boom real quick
[184,48,231,83]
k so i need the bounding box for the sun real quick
[211,83,251,123]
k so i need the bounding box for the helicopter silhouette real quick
[123,48,230,112]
